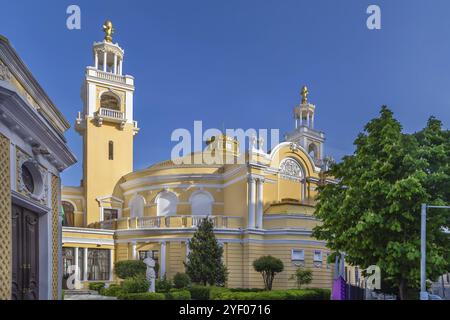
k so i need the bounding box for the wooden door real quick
[11,204,39,300]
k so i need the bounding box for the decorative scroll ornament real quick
[279,158,303,182]
[0,64,11,81]
[16,148,48,205]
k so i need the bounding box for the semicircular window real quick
[279,158,303,182]
[21,164,34,193]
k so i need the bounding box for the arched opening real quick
[129,195,145,218]
[279,157,306,202]
[308,143,318,159]
[62,201,75,227]
[156,191,178,216]
[100,92,120,110]
[189,191,213,216]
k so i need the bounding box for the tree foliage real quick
[114,260,146,279]
[313,107,449,299]
[184,218,228,286]
[290,268,313,289]
[253,255,284,290]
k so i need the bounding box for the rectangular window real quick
[313,250,322,262]
[108,141,114,160]
[291,249,305,261]
[103,208,118,221]
[87,249,110,281]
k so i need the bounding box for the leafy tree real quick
[184,218,228,286]
[313,107,449,299]
[253,255,284,290]
[290,268,313,289]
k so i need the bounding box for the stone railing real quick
[91,215,243,230]
[94,69,126,83]
[97,107,124,120]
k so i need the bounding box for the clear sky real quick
[1,0,449,186]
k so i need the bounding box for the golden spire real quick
[102,20,114,42]
[301,85,309,104]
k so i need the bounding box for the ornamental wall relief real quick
[279,158,304,182]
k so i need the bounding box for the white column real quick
[103,51,107,72]
[83,248,88,281]
[119,59,123,75]
[256,179,264,229]
[307,112,310,127]
[131,242,137,260]
[74,247,79,282]
[247,177,256,229]
[160,241,166,279]
[113,53,118,74]
[299,111,303,126]
[94,52,98,69]
[109,249,114,281]
[311,113,315,129]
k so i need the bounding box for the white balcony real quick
[92,215,243,230]
[94,107,126,128]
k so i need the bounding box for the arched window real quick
[189,190,214,216]
[129,195,145,218]
[62,201,75,227]
[308,143,318,159]
[156,191,178,216]
[100,92,120,110]
[279,158,304,182]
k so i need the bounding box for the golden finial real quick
[102,20,114,42]
[301,85,309,104]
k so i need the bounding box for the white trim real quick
[62,226,115,235]
[62,237,115,246]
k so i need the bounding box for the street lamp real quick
[420,203,450,300]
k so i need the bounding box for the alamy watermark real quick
[170,121,280,165]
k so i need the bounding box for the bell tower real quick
[75,20,139,224]
[285,85,325,165]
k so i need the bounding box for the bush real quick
[165,289,191,300]
[212,288,330,300]
[118,292,165,300]
[290,268,313,289]
[121,276,149,293]
[155,275,173,293]
[88,282,105,292]
[253,256,284,290]
[228,288,264,292]
[189,285,212,300]
[114,260,146,279]
[173,273,191,289]
[101,284,122,297]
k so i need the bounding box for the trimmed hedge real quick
[118,292,165,300]
[173,273,191,289]
[101,284,123,297]
[188,285,212,300]
[212,288,331,300]
[121,276,149,294]
[88,282,105,292]
[165,289,191,300]
[114,260,146,279]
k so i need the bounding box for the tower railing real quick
[97,107,125,120]
[93,69,126,83]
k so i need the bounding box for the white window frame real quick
[313,250,322,262]
[291,249,305,262]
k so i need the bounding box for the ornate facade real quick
[61,23,334,290]
[0,35,76,299]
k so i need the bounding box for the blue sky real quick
[1,0,449,186]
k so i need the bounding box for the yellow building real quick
[0,35,77,299]
[61,22,334,290]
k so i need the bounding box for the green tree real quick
[290,268,313,289]
[313,107,449,299]
[253,255,284,290]
[184,218,228,286]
